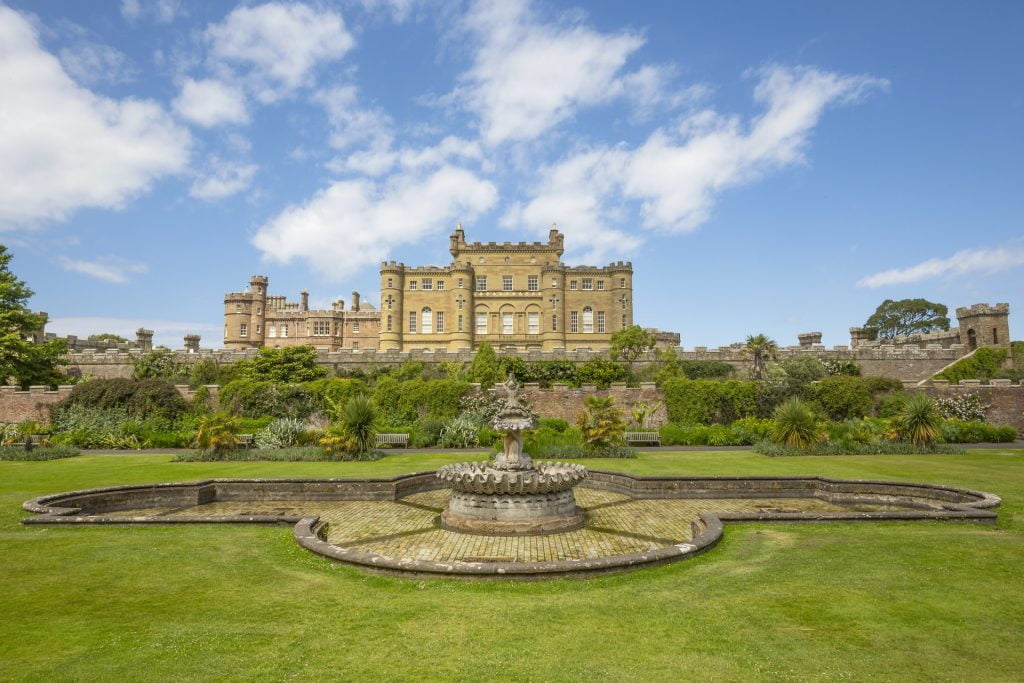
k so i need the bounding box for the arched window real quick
[582,307,594,333]
[421,307,433,334]
[966,328,977,349]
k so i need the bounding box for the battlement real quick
[956,302,1010,318]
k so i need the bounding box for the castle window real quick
[436,311,445,333]
[236,304,241,312]
[993,328,999,344]
[597,311,606,333]
[353,321,360,333]
[313,320,330,336]
[268,325,276,338]
[552,314,557,332]
[597,280,605,291]
[570,312,578,333]
[422,278,433,290]
[476,313,487,335]
[621,314,627,329]
[437,280,445,291]
[582,278,592,290]
[240,323,248,337]
[476,276,487,291]
[502,313,513,334]
[527,275,538,291]
[352,341,359,349]
[281,324,288,337]
[409,280,417,290]
[620,277,626,288]
[457,298,464,310]
[387,278,393,288]
[421,307,432,334]
[409,312,417,333]
[458,315,463,332]
[458,278,464,288]
[551,278,557,288]
[257,307,262,315]
[386,296,393,310]
[503,275,513,291]
[622,298,628,310]
[570,280,578,290]
[387,315,392,332]
[256,324,261,334]
[583,307,594,333]
[528,312,540,335]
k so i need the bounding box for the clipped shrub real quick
[875,392,908,418]
[575,359,629,389]
[939,420,1016,443]
[217,380,316,419]
[811,376,873,421]
[53,378,188,422]
[304,377,368,415]
[372,377,470,424]
[0,445,80,461]
[537,418,569,432]
[662,378,758,425]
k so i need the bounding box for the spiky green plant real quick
[577,396,626,451]
[770,398,819,449]
[340,394,379,454]
[895,393,942,447]
[193,413,239,456]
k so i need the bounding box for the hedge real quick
[52,378,188,421]
[661,378,759,425]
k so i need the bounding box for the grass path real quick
[2,450,1023,681]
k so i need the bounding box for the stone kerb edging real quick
[23,472,1000,578]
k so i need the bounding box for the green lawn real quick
[2,450,1023,681]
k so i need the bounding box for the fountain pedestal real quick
[437,376,588,535]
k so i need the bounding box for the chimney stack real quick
[300,290,309,311]
[351,291,361,311]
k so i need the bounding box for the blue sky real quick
[1,0,1021,349]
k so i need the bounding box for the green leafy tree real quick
[469,342,503,388]
[865,299,950,340]
[744,334,778,380]
[0,246,68,387]
[241,346,327,383]
[609,325,656,373]
[133,349,187,382]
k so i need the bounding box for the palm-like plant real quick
[630,401,662,429]
[771,398,819,449]
[745,334,779,380]
[339,394,379,454]
[895,393,942,447]
[193,413,239,455]
[577,396,626,451]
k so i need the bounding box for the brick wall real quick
[503,382,668,428]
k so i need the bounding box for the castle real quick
[223,225,664,352]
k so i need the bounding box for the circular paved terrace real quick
[23,471,1001,578]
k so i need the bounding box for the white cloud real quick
[503,65,886,260]
[252,166,497,279]
[57,255,149,284]
[121,0,183,24]
[206,3,354,102]
[339,135,484,177]
[46,316,221,349]
[357,0,422,22]
[173,77,248,127]
[453,0,644,145]
[0,6,191,229]
[189,158,258,200]
[857,244,1024,288]
[59,41,139,85]
[314,85,393,151]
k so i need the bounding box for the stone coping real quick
[22,472,1000,578]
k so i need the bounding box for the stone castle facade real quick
[224,226,656,352]
[845,303,1010,351]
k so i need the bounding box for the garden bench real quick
[8,434,48,450]
[235,434,255,449]
[375,433,410,448]
[625,431,661,446]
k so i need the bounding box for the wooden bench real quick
[625,431,661,446]
[375,433,410,448]
[8,434,48,450]
[235,434,255,449]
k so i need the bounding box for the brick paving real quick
[92,487,910,563]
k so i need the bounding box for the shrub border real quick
[23,472,1000,579]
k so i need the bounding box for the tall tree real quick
[469,342,502,388]
[865,299,950,340]
[0,246,67,387]
[609,325,657,374]
[744,334,778,380]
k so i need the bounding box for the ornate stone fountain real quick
[437,375,588,535]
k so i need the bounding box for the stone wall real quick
[920,381,1024,431]
[62,343,968,383]
[0,386,73,423]
[507,382,667,428]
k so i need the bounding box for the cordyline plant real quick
[193,413,239,454]
[895,393,942,447]
[770,398,820,449]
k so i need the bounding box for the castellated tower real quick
[379,262,405,351]
[956,303,1010,350]
[224,275,267,349]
